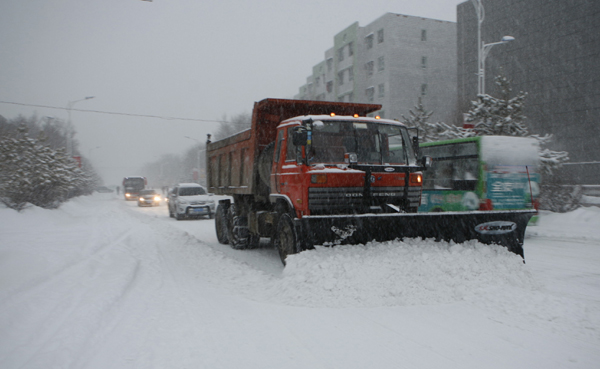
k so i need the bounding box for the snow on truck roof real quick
[279,115,407,127]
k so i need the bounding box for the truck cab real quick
[270,115,425,218]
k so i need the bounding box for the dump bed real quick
[206,98,381,196]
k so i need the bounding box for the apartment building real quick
[295,13,457,124]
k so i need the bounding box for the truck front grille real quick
[309,187,411,214]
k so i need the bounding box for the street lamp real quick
[471,0,515,95]
[66,96,95,156]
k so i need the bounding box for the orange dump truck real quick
[206,98,535,264]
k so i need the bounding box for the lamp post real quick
[471,0,514,95]
[66,96,95,156]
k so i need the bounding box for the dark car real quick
[137,189,161,207]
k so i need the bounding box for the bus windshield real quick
[123,177,145,189]
[308,120,414,165]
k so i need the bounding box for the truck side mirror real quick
[421,156,432,169]
[412,136,420,155]
[292,128,308,146]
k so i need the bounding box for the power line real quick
[0,100,225,123]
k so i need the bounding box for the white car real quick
[168,183,216,220]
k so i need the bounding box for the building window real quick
[365,34,374,49]
[421,29,427,41]
[378,83,385,98]
[421,83,428,96]
[422,56,427,68]
[327,58,333,72]
[378,29,384,44]
[326,81,333,93]
[366,87,375,102]
[377,56,385,72]
[348,67,354,81]
[337,70,344,86]
[365,61,374,77]
[348,42,354,56]
[315,76,320,86]
[337,47,344,62]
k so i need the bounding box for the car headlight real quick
[126,193,131,197]
[154,196,161,201]
[138,197,143,202]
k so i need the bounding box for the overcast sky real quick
[0,0,464,185]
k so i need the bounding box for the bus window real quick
[452,157,478,190]
[419,137,540,215]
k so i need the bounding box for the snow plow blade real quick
[297,210,537,258]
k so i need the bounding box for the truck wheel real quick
[275,213,299,265]
[226,205,246,249]
[215,205,229,244]
[169,207,174,218]
[226,205,259,250]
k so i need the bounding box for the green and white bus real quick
[418,136,540,222]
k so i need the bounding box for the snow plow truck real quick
[206,98,536,264]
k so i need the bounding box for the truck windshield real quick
[308,120,414,165]
[123,178,145,188]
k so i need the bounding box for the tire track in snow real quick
[0,206,165,368]
[0,226,136,305]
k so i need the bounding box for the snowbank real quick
[270,239,535,308]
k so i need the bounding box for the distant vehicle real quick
[122,176,147,200]
[418,136,540,223]
[137,189,161,207]
[168,183,215,220]
[95,186,113,193]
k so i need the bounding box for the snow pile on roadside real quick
[527,207,600,241]
[266,239,537,308]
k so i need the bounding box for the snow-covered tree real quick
[465,76,569,176]
[0,123,94,211]
[215,112,252,140]
[466,76,530,137]
[402,99,476,143]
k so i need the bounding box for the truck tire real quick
[226,205,259,250]
[215,205,229,244]
[274,213,300,265]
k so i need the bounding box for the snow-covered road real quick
[1,194,599,368]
